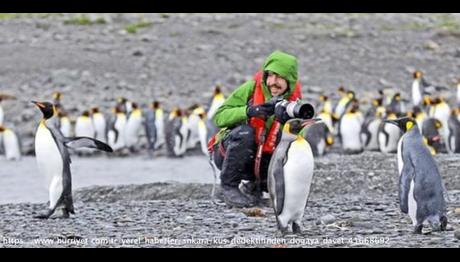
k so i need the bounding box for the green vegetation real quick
[63,14,106,25]
[436,14,460,31]
[401,21,432,31]
[0,13,57,20]
[124,21,153,34]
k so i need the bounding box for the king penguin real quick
[338,99,364,154]
[75,110,95,138]
[91,107,107,144]
[378,110,401,154]
[32,101,113,219]
[0,125,21,161]
[153,101,165,149]
[385,117,448,234]
[144,102,158,156]
[58,111,72,137]
[447,108,460,153]
[124,102,143,151]
[186,104,206,150]
[302,121,333,157]
[268,118,321,235]
[107,106,127,152]
[197,112,209,156]
[206,85,226,120]
[75,110,96,155]
[165,108,188,157]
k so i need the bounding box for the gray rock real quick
[454,230,460,240]
[319,214,336,225]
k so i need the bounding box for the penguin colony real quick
[0,72,457,234]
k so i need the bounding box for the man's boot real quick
[221,185,255,208]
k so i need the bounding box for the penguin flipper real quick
[268,142,291,216]
[64,137,113,152]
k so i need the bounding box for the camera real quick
[270,96,315,119]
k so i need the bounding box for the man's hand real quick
[247,102,275,120]
[274,105,290,124]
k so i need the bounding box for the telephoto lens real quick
[283,100,315,119]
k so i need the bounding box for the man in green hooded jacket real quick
[211,50,303,208]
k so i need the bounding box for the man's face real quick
[266,71,288,97]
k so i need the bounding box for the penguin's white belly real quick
[125,117,142,147]
[155,120,165,148]
[112,117,126,150]
[35,125,64,207]
[60,119,71,137]
[186,115,200,148]
[198,121,208,155]
[449,135,456,153]
[412,81,421,106]
[173,133,182,156]
[316,138,326,156]
[75,120,95,138]
[179,124,188,154]
[397,135,405,175]
[340,118,362,150]
[3,130,21,160]
[0,106,3,125]
[379,124,400,153]
[366,120,381,150]
[93,116,107,143]
[279,141,314,223]
[408,180,418,225]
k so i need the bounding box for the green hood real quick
[262,50,299,99]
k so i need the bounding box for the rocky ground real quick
[1,13,460,248]
[1,152,459,248]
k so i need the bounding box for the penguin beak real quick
[301,118,322,128]
[31,101,45,109]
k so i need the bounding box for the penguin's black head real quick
[214,85,222,95]
[117,97,127,104]
[82,111,90,117]
[0,126,5,132]
[31,101,55,120]
[91,107,99,114]
[52,91,62,101]
[283,118,322,135]
[384,117,416,133]
[152,101,160,109]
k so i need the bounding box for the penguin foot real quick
[33,213,51,219]
[440,216,448,231]
[292,222,303,235]
[413,224,423,234]
[275,229,288,238]
[60,210,70,219]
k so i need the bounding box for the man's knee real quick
[226,124,255,148]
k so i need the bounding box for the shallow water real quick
[0,155,214,204]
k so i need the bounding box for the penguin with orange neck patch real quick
[268,118,322,235]
[384,117,447,234]
[32,101,113,219]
